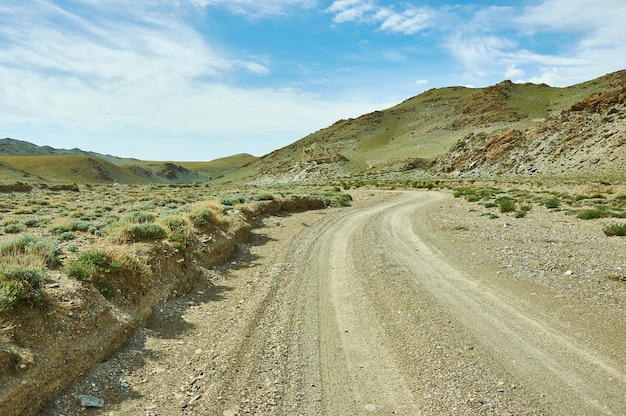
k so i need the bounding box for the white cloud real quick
[326,1,435,34]
[525,67,563,85]
[504,65,525,80]
[327,0,376,23]
[197,0,317,17]
[379,7,433,35]
[0,1,388,159]
[415,79,428,85]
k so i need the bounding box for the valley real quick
[1,69,625,415]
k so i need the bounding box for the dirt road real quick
[44,190,626,415]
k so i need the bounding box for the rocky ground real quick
[37,188,625,415]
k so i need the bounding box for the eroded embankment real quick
[0,196,325,416]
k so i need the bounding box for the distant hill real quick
[0,138,257,184]
[230,69,626,184]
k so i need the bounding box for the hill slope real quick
[0,139,257,184]
[230,69,626,184]
[2,70,624,185]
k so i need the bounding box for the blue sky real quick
[1,0,625,161]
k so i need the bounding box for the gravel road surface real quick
[43,190,626,415]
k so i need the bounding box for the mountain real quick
[2,69,624,185]
[0,139,257,184]
[230,69,626,184]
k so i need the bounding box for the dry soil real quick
[42,189,626,415]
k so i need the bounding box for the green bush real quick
[544,197,561,209]
[188,201,227,228]
[0,266,46,311]
[252,193,275,201]
[4,223,26,234]
[24,219,41,228]
[577,209,609,220]
[189,208,214,227]
[65,248,149,298]
[49,220,94,234]
[122,211,156,224]
[603,223,626,237]
[496,197,516,213]
[159,215,191,247]
[58,232,75,241]
[126,223,168,241]
[219,195,246,206]
[0,235,59,268]
[65,251,118,298]
[65,251,110,280]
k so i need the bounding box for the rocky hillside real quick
[433,72,626,181]
[232,69,626,184]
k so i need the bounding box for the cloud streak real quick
[326,0,436,34]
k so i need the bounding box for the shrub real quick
[4,223,26,234]
[219,195,246,206]
[496,197,516,213]
[122,211,156,224]
[188,200,227,228]
[0,264,46,311]
[49,220,93,234]
[58,231,76,241]
[603,223,626,237]
[126,223,168,241]
[108,221,168,243]
[65,249,149,299]
[520,204,533,212]
[24,219,41,228]
[159,215,191,245]
[0,235,60,268]
[544,197,561,209]
[577,209,609,220]
[252,193,275,201]
[65,251,110,281]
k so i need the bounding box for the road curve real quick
[42,190,626,415]
[289,190,625,415]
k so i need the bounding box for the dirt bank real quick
[1,196,326,416]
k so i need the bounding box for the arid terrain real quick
[1,69,625,415]
[37,188,625,415]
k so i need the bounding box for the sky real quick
[1,1,625,161]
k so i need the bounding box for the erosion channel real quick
[44,190,626,415]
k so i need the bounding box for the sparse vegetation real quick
[496,197,516,213]
[0,235,56,311]
[603,223,626,236]
[65,249,150,299]
[0,260,46,311]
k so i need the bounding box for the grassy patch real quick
[188,200,226,228]
[496,197,517,213]
[0,253,47,311]
[543,197,561,209]
[65,249,150,299]
[603,223,626,237]
[0,234,60,268]
[577,208,610,220]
